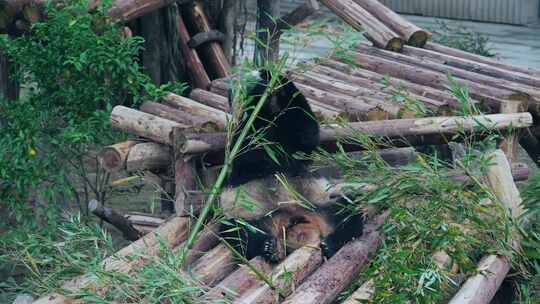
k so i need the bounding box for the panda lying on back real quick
[219,69,364,262]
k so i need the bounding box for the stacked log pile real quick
[20,0,540,303]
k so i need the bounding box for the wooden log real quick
[449,162,529,184]
[179,223,221,265]
[352,0,431,47]
[140,101,221,131]
[177,113,533,154]
[282,213,386,304]
[253,0,281,64]
[181,1,230,78]
[403,45,540,89]
[126,142,171,172]
[449,150,524,304]
[205,256,272,301]
[320,0,403,51]
[346,50,515,110]
[177,14,211,90]
[499,100,528,162]
[162,93,230,128]
[98,140,139,172]
[341,279,374,304]
[110,106,185,145]
[210,78,230,97]
[235,246,323,304]
[89,199,141,241]
[124,212,165,227]
[320,59,463,108]
[355,44,534,107]
[172,127,198,216]
[189,88,229,112]
[191,243,237,287]
[33,216,190,303]
[295,83,391,121]
[306,66,449,112]
[425,43,540,79]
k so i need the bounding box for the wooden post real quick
[499,100,528,163]
[88,199,141,241]
[172,127,199,216]
[177,13,211,89]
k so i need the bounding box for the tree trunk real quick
[254,0,280,65]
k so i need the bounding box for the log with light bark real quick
[403,45,540,89]
[177,223,221,265]
[282,213,386,304]
[33,216,190,304]
[354,44,534,107]
[190,243,237,287]
[140,101,221,131]
[162,93,230,128]
[341,279,375,304]
[204,256,273,301]
[189,88,229,112]
[320,0,403,51]
[181,1,230,79]
[176,113,533,155]
[125,212,165,233]
[110,106,186,145]
[320,59,463,108]
[89,199,141,241]
[98,140,139,172]
[235,246,323,304]
[345,50,514,110]
[177,14,212,90]
[126,142,171,172]
[210,77,230,97]
[295,82,394,121]
[449,150,524,304]
[424,43,540,79]
[353,0,431,46]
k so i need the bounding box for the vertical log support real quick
[172,127,198,216]
[499,100,528,163]
[177,13,211,89]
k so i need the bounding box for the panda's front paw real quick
[263,238,280,263]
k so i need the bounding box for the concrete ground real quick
[240,13,540,70]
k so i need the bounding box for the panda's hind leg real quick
[320,205,364,258]
[219,218,271,261]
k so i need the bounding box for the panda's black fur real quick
[219,69,363,263]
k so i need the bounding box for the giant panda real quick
[219,69,364,263]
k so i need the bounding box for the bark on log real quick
[320,59,463,108]
[182,1,230,78]
[347,49,514,110]
[205,256,273,301]
[235,246,323,304]
[210,78,230,97]
[320,0,403,51]
[98,140,139,172]
[126,142,171,172]
[355,44,534,107]
[89,199,142,241]
[177,13,212,89]
[353,0,431,47]
[449,150,524,304]
[189,88,229,112]
[124,212,165,227]
[403,45,540,89]
[140,101,220,131]
[33,216,189,304]
[177,113,533,154]
[191,243,237,287]
[282,213,386,304]
[499,100,528,163]
[178,223,221,265]
[162,93,230,128]
[110,106,186,145]
[424,43,540,79]
[172,127,199,216]
[341,279,374,304]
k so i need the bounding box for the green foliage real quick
[0,215,115,302]
[0,0,185,225]
[430,20,495,57]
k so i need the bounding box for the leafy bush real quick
[430,20,495,57]
[0,0,184,226]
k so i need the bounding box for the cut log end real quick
[408,31,431,47]
[386,38,404,52]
